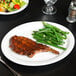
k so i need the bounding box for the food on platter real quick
[0,0,26,12]
[9,35,59,58]
[32,22,69,50]
[9,22,69,58]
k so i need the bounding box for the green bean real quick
[36,40,66,50]
[43,22,69,35]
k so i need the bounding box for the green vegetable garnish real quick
[32,22,69,50]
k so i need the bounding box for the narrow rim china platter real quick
[1,21,75,66]
[0,0,29,15]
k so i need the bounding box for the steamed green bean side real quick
[32,22,69,50]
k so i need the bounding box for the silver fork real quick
[0,56,21,76]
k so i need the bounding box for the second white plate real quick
[0,0,29,15]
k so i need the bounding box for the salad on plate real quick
[0,0,26,12]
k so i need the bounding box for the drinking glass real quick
[42,0,57,15]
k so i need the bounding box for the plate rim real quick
[1,21,75,66]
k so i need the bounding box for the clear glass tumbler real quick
[42,0,57,15]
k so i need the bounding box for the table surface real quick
[0,0,76,76]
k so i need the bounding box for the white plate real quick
[1,21,75,66]
[0,0,29,15]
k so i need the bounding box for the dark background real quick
[0,0,76,76]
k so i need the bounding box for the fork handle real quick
[0,59,21,76]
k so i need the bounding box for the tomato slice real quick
[3,0,5,2]
[14,4,20,9]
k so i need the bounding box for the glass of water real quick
[42,0,57,15]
